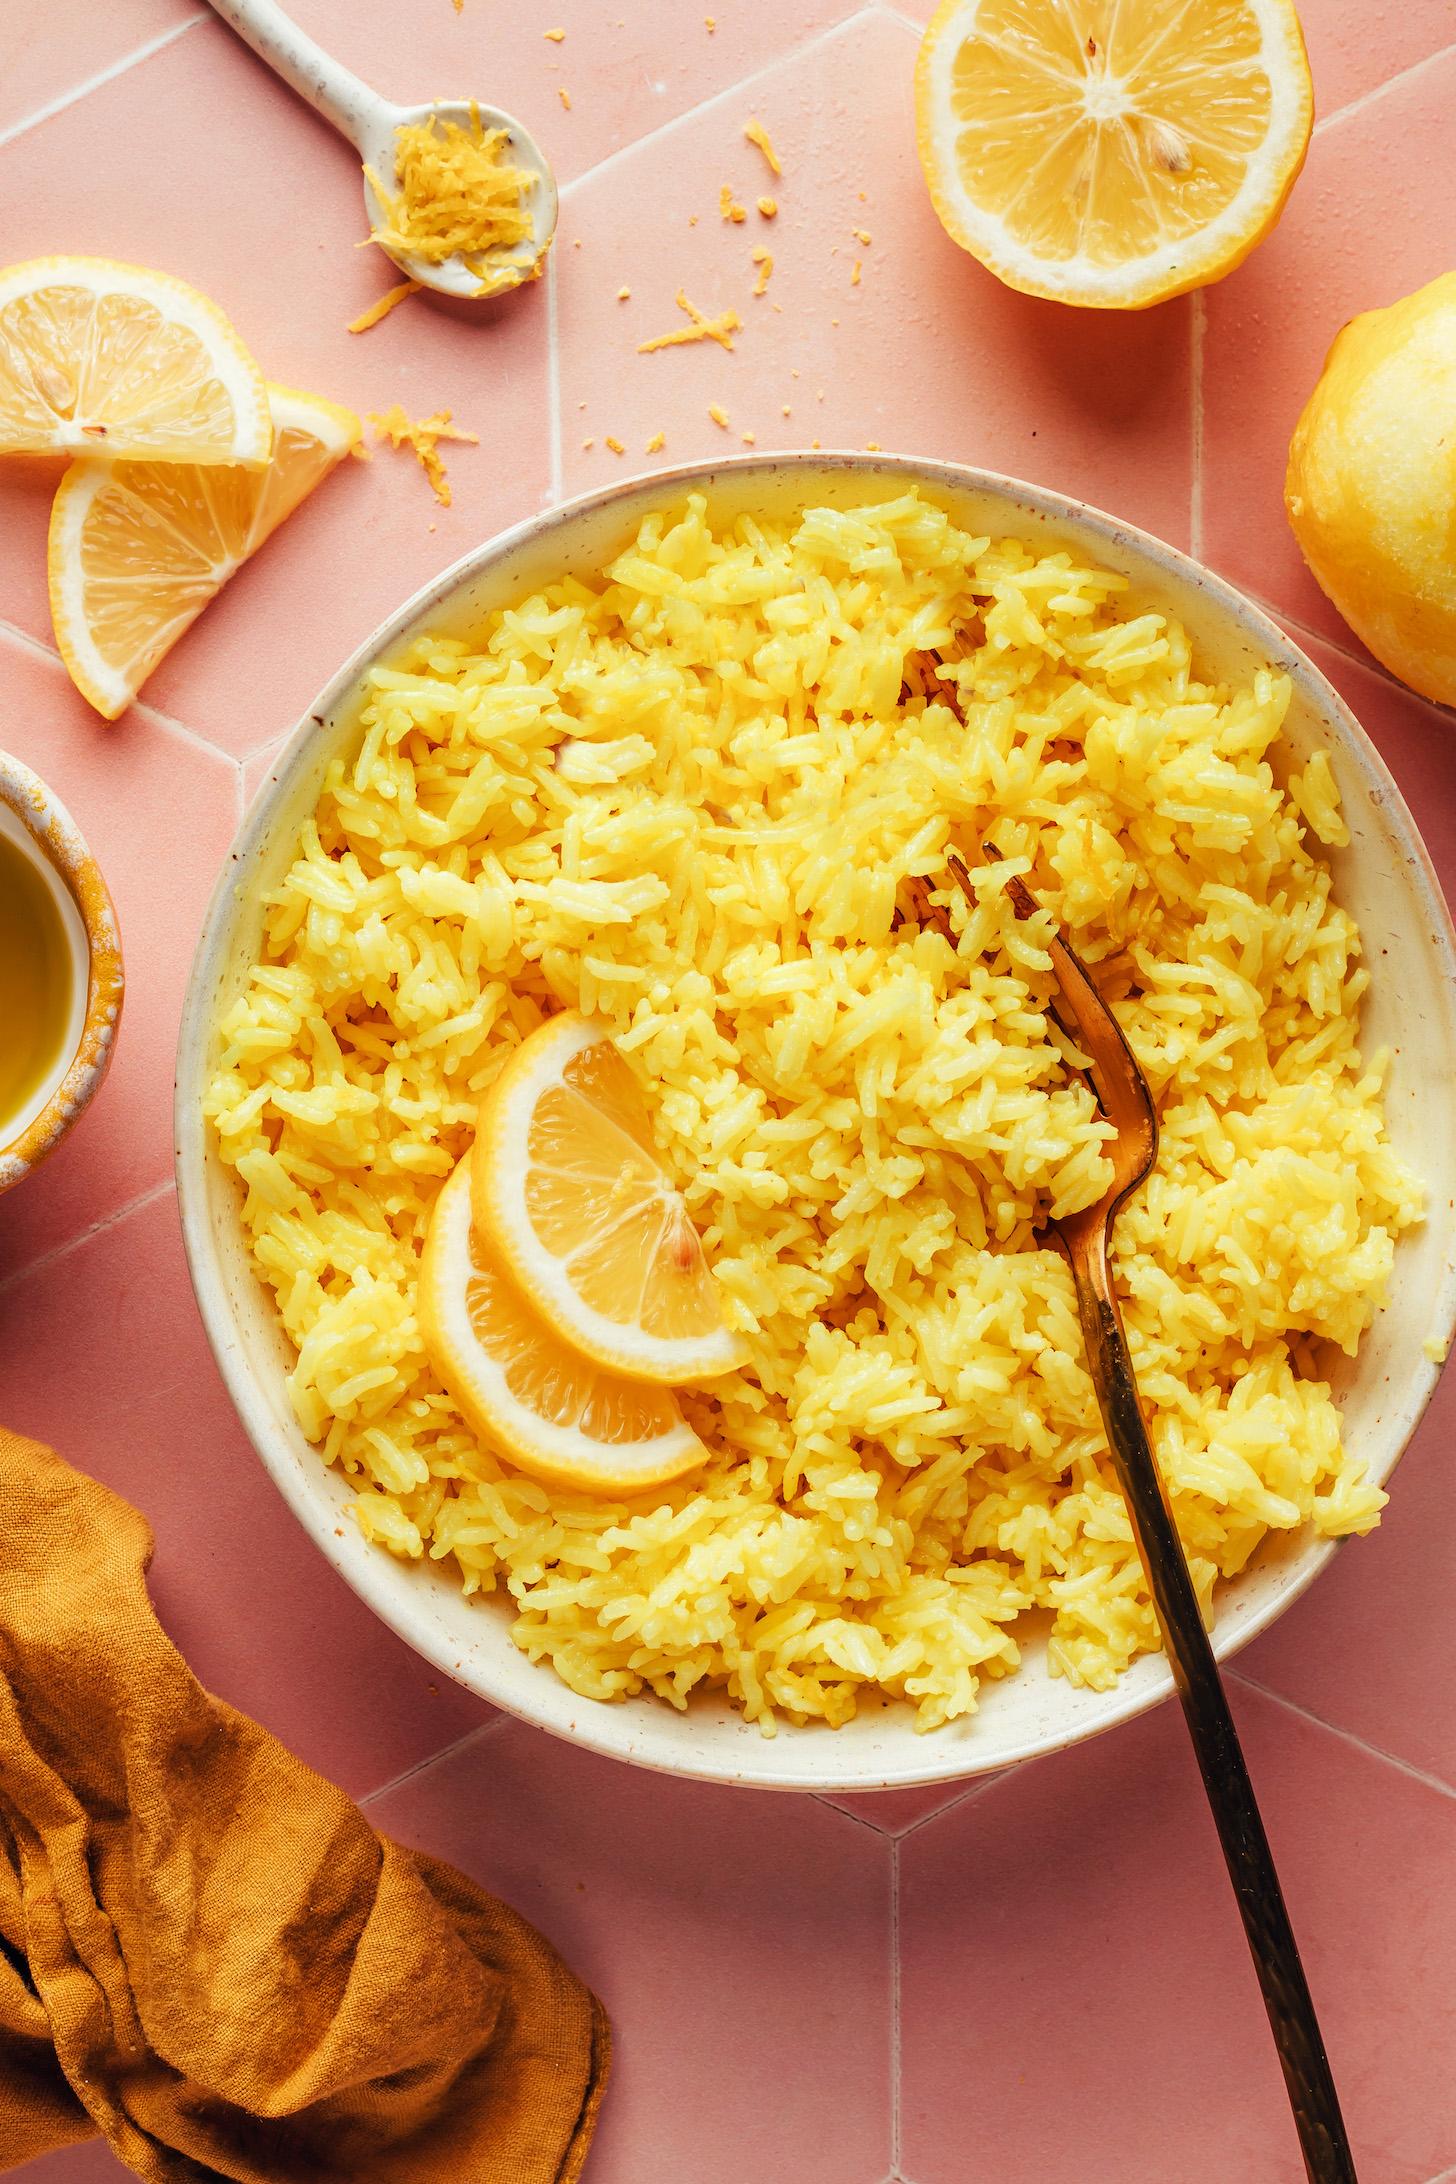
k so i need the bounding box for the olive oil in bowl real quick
[0,809,86,1151]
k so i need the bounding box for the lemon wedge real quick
[47,383,359,719]
[471,1012,749,1386]
[914,0,1313,308]
[420,1158,708,1496]
[0,257,271,462]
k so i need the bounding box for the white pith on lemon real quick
[420,1158,708,1496]
[47,383,359,719]
[914,0,1314,309]
[471,1012,749,1386]
[0,257,272,462]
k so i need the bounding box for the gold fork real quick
[911,848,1357,2184]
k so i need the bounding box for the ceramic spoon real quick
[205,0,558,298]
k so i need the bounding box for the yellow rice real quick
[205,489,1422,1733]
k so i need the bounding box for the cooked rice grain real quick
[206,490,1421,1731]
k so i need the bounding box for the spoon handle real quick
[204,0,384,151]
[1067,1225,1357,2184]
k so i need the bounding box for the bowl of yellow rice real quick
[176,455,1456,1792]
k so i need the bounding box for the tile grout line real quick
[876,1,928,36]
[894,1759,1027,1842]
[1228,1670,1456,1807]
[0,617,239,765]
[1313,37,1456,139]
[1189,290,1205,563]
[1240,586,1456,725]
[811,1791,895,1838]
[358,1711,511,1810]
[561,4,885,203]
[0,1176,175,1300]
[889,1834,903,2179]
[0,13,209,154]
[545,250,564,507]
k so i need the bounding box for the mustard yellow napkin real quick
[0,1427,609,2180]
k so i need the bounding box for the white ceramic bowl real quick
[175,454,1456,1793]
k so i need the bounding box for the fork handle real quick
[1068,1234,1357,2184]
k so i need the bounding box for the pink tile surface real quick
[5,4,1456,2181]
[0,1,201,142]
[367,1720,893,2184]
[262,0,856,187]
[901,1686,1456,2184]
[0,1188,492,1797]
[0,633,235,1280]
[559,10,1194,547]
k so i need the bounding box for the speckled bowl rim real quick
[0,750,123,1194]
[176,452,1456,1793]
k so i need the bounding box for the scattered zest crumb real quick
[582,437,594,450]
[810,437,821,448]
[708,404,730,429]
[645,431,665,452]
[705,13,716,26]
[617,285,631,300]
[1424,1333,1450,1364]
[743,116,782,175]
[346,276,422,333]
[741,430,756,444]
[781,402,791,416]
[865,441,882,451]
[605,435,625,454]
[751,248,773,297]
[757,195,777,218]
[544,26,566,39]
[851,261,862,286]
[367,404,478,507]
[559,87,572,109]
[638,289,741,353]
[854,228,872,246]
[719,184,747,223]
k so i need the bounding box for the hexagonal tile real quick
[0,631,236,1279]
[1202,46,1456,652]
[901,1684,1456,2183]
[1302,5,1456,115]
[557,9,1194,548]
[818,1776,1006,1837]
[369,1721,894,2184]
[0,17,552,758]
[264,0,857,188]
[0,1186,492,1795]
[0,0,200,143]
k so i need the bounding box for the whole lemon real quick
[1286,273,1456,707]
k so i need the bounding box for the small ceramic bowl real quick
[0,751,124,1194]
[176,454,1456,1794]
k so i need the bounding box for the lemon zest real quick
[743,117,782,175]
[347,278,423,334]
[367,404,478,507]
[638,291,741,355]
[364,106,536,295]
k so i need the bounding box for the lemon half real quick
[914,0,1313,308]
